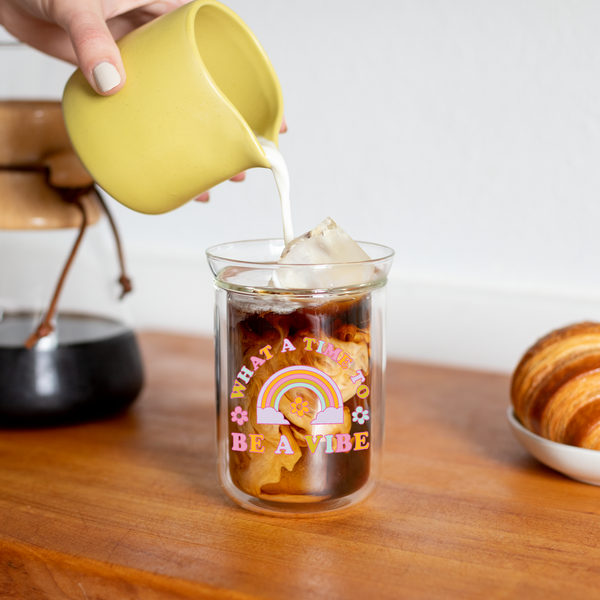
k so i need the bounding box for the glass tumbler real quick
[207,239,394,516]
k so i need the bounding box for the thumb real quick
[60,6,126,95]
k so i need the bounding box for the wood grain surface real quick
[1,332,599,599]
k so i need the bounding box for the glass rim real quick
[205,238,395,267]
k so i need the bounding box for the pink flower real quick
[231,406,248,426]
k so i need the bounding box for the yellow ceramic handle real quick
[63,0,284,215]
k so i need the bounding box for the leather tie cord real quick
[0,158,135,347]
[95,190,133,299]
[0,162,135,348]
[21,184,135,349]
[24,191,88,349]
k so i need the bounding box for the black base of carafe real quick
[0,330,144,429]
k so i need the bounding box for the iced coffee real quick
[207,220,394,515]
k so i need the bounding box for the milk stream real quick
[258,137,294,246]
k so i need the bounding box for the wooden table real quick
[1,333,599,599]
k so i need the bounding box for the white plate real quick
[507,407,600,486]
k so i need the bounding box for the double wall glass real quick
[207,239,394,516]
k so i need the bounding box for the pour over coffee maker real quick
[0,101,144,426]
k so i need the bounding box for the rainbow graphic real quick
[257,366,344,425]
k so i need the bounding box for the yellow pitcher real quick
[62,0,283,215]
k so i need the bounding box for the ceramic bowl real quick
[507,407,600,486]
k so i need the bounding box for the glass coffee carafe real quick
[0,100,143,427]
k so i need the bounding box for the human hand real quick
[0,0,189,94]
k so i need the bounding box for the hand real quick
[0,0,189,94]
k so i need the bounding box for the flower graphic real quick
[352,406,370,425]
[290,397,310,418]
[231,406,248,426]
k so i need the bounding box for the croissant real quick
[511,322,600,450]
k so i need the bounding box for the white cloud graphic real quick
[257,407,290,425]
[311,406,344,425]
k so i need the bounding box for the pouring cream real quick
[258,137,294,246]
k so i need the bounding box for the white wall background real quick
[2,1,600,373]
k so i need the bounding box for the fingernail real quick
[93,62,121,93]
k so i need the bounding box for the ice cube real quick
[273,217,374,290]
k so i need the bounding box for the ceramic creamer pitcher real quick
[62,0,283,215]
